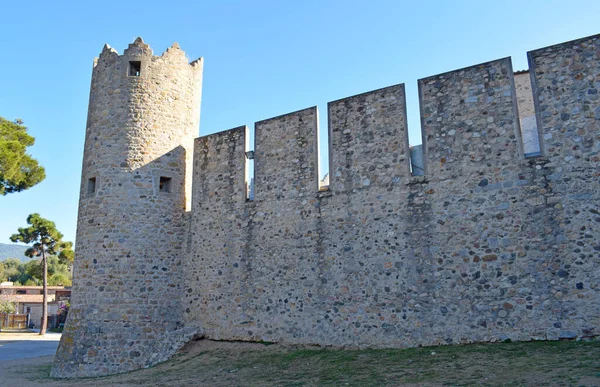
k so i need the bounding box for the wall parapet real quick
[528,33,600,168]
[328,83,410,192]
[419,57,523,179]
[255,107,319,201]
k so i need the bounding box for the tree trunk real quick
[40,250,48,335]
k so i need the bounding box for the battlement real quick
[54,33,600,378]
[528,34,600,167]
[196,33,599,198]
[419,57,523,178]
[194,59,537,198]
[94,37,203,71]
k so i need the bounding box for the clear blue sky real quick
[1,0,599,245]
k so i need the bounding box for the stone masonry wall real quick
[527,34,600,336]
[419,57,523,177]
[186,108,323,340]
[186,36,599,348]
[185,126,248,334]
[55,34,599,378]
[52,38,203,378]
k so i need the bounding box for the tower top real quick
[94,37,202,68]
[124,36,152,56]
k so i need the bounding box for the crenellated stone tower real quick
[51,38,203,377]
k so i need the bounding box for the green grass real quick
[24,363,53,382]
[7,339,600,386]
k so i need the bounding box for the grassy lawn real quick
[11,338,600,386]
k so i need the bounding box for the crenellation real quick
[95,44,120,69]
[328,84,410,192]
[419,58,523,179]
[193,126,247,204]
[528,34,600,167]
[254,107,319,200]
[123,36,153,57]
[54,33,600,378]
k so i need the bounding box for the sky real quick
[1,0,599,246]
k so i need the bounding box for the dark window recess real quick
[17,290,26,294]
[159,177,172,193]
[87,177,96,194]
[129,61,141,77]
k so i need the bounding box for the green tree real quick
[0,300,16,314]
[1,257,21,270]
[25,256,72,286]
[0,117,45,195]
[48,272,71,286]
[23,278,38,286]
[0,258,20,282]
[58,241,74,268]
[10,214,73,335]
[0,258,36,284]
[24,259,43,279]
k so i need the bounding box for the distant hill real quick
[0,243,29,262]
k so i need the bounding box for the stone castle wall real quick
[54,33,599,378]
[186,35,599,348]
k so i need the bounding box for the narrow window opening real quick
[245,150,255,201]
[411,82,427,176]
[319,173,330,191]
[87,177,96,194]
[246,175,255,201]
[159,176,172,193]
[409,145,425,176]
[317,105,330,191]
[129,61,141,77]
[514,70,542,157]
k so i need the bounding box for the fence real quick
[0,313,29,329]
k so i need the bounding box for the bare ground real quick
[0,332,62,342]
[1,338,599,386]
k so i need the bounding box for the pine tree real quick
[0,117,45,195]
[10,214,73,335]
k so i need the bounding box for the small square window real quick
[159,176,172,193]
[87,177,96,194]
[129,61,141,77]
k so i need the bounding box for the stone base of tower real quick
[50,313,203,378]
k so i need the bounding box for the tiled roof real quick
[0,294,56,303]
[0,286,70,290]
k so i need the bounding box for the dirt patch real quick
[0,356,54,387]
[179,337,282,356]
[1,339,599,386]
